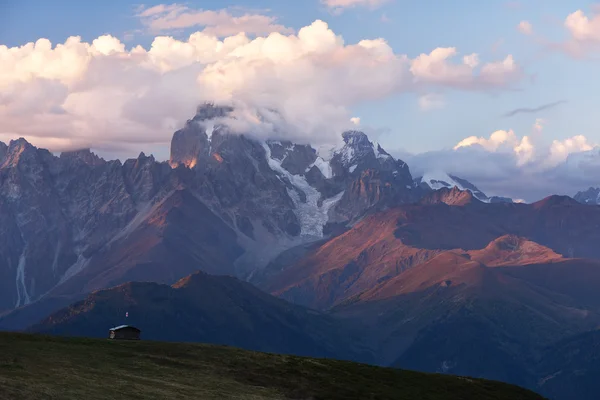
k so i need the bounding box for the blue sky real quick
[1,0,600,199]
[0,0,595,152]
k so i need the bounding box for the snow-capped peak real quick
[418,171,491,203]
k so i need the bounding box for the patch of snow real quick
[205,122,215,154]
[205,122,215,140]
[51,240,61,273]
[406,185,412,189]
[349,164,358,173]
[15,251,30,307]
[422,170,457,190]
[59,253,90,285]
[372,141,392,159]
[263,143,343,237]
[307,157,333,179]
[342,145,355,163]
[421,170,490,203]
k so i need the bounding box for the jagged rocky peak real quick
[575,187,600,205]
[328,130,400,178]
[59,148,105,167]
[335,131,376,166]
[1,138,40,168]
[170,104,235,168]
[416,171,513,204]
[266,140,318,176]
[342,130,371,147]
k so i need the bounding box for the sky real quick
[1,0,600,201]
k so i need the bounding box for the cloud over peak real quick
[0,18,523,159]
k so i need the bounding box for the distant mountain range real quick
[575,187,600,205]
[415,171,513,203]
[2,103,600,400]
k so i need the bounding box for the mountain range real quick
[1,103,600,400]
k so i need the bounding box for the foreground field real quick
[0,332,544,400]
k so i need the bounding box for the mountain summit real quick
[0,104,421,319]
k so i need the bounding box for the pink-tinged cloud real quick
[404,120,600,202]
[517,20,533,35]
[322,0,392,13]
[418,94,445,111]
[136,3,294,37]
[0,19,523,158]
[410,48,521,89]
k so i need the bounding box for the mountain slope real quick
[29,271,372,363]
[0,104,421,316]
[262,189,600,310]
[0,332,544,400]
[330,248,600,394]
[537,329,600,400]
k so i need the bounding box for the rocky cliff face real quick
[0,104,418,314]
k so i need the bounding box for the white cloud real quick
[406,120,599,202]
[547,135,594,165]
[322,0,392,13]
[565,9,600,42]
[0,20,522,158]
[418,94,445,111]
[350,117,361,125]
[410,48,521,89]
[552,8,600,57]
[517,20,533,35]
[136,3,294,37]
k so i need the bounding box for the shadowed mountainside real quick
[29,271,373,363]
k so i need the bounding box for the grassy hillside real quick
[0,333,544,400]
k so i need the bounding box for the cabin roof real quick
[109,325,140,332]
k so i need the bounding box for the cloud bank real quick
[0,18,523,158]
[405,120,598,202]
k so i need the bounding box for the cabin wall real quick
[109,329,140,340]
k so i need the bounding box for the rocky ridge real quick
[415,171,513,203]
[0,104,421,314]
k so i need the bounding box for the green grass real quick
[0,332,544,400]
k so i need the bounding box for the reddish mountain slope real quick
[331,242,600,391]
[262,207,442,310]
[263,190,600,310]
